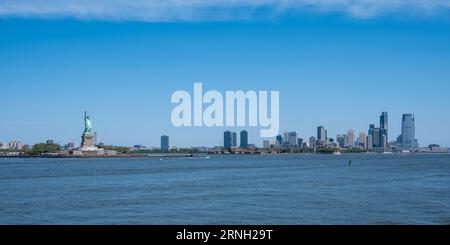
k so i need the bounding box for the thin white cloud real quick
[0,0,449,21]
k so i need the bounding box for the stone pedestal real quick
[80,133,97,151]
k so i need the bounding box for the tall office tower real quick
[368,124,375,136]
[346,129,355,148]
[276,134,283,146]
[223,131,232,149]
[380,112,388,144]
[336,134,346,148]
[368,124,381,147]
[240,130,248,148]
[309,136,316,147]
[317,126,327,142]
[381,134,387,148]
[401,114,416,149]
[298,138,304,147]
[288,132,298,146]
[283,132,289,145]
[366,135,373,150]
[231,132,237,147]
[161,135,169,152]
[372,128,381,147]
[358,132,367,148]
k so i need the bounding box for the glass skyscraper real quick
[380,112,388,147]
[317,126,327,142]
[160,135,169,152]
[276,134,283,146]
[240,130,248,148]
[288,132,298,146]
[401,114,416,149]
[368,124,381,148]
[346,129,355,147]
[224,131,232,149]
[366,112,388,149]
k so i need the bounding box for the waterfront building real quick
[68,142,75,149]
[358,132,366,148]
[366,135,373,150]
[317,126,327,143]
[283,132,289,145]
[336,134,345,148]
[161,135,169,152]
[276,134,283,146]
[8,141,24,150]
[65,142,75,150]
[240,130,248,148]
[396,135,402,145]
[401,114,416,149]
[418,144,449,153]
[309,136,316,147]
[298,138,304,147]
[368,124,374,146]
[133,145,147,151]
[263,139,277,148]
[368,124,381,148]
[223,131,232,149]
[346,129,355,148]
[380,112,388,144]
[372,127,381,147]
[288,131,298,147]
[365,112,389,149]
[381,134,387,148]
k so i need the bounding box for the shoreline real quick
[0,153,201,158]
[1,152,449,159]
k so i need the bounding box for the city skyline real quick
[0,111,438,149]
[1,5,450,147]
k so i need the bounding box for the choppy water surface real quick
[0,154,449,224]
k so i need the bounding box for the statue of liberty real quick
[84,111,92,134]
[80,111,98,151]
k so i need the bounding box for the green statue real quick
[84,111,92,133]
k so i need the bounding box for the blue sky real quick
[1,1,450,147]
